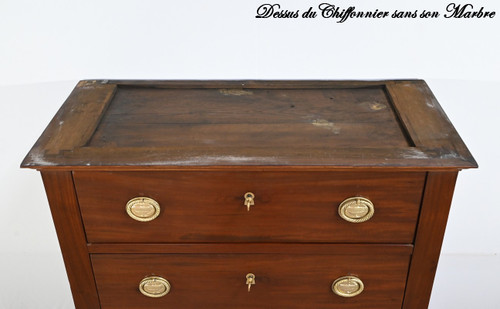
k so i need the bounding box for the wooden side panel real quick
[402,172,458,309]
[92,250,411,309]
[41,171,100,309]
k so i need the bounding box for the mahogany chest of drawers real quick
[22,80,476,308]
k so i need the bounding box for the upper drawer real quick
[74,171,425,243]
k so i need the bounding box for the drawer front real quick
[91,248,411,309]
[74,171,425,243]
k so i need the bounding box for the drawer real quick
[91,245,412,309]
[74,171,425,243]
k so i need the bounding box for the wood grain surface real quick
[92,247,411,309]
[87,243,413,255]
[74,171,425,243]
[89,86,409,148]
[41,171,100,309]
[23,80,476,309]
[402,172,458,309]
[21,80,477,169]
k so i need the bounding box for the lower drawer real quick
[91,246,411,309]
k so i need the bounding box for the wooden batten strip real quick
[42,82,117,154]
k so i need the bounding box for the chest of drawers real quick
[22,80,476,308]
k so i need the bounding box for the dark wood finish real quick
[87,243,414,255]
[74,171,425,243]
[22,80,477,309]
[92,248,412,309]
[21,80,477,170]
[387,81,473,156]
[97,80,397,88]
[402,172,458,309]
[41,146,474,170]
[89,86,409,148]
[26,81,116,157]
[41,171,100,309]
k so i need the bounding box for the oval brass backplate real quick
[338,197,374,223]
[331,275,364,297]
[139,276,171,298]
[126,197,160,222]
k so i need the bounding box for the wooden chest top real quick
[21,80,476,170]
[21,80,477,309]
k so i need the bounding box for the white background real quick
[1,0,499,308]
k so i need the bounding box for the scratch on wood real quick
[24,149,57,166]
[146,156,281,165]
[425,99,435,108]
[77,80,98,89]
[368,102,387,111]
[219,89,253,96]
[311,119,341,134]
[402,148,430,159]
[439,152,463,160]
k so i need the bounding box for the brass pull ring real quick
[331,275,364,297]
[139,276,171,298]
[126,197,161,222]
[338,197,374,223]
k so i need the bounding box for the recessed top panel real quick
[88,86,410,149]
[21,80,477,169]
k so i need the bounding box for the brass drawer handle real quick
[244,192,255,211]
[139,276,171,298]
[338,197,374,223]
[126,197,160,222]
[246,273,256,292]
[331,275,364,297]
